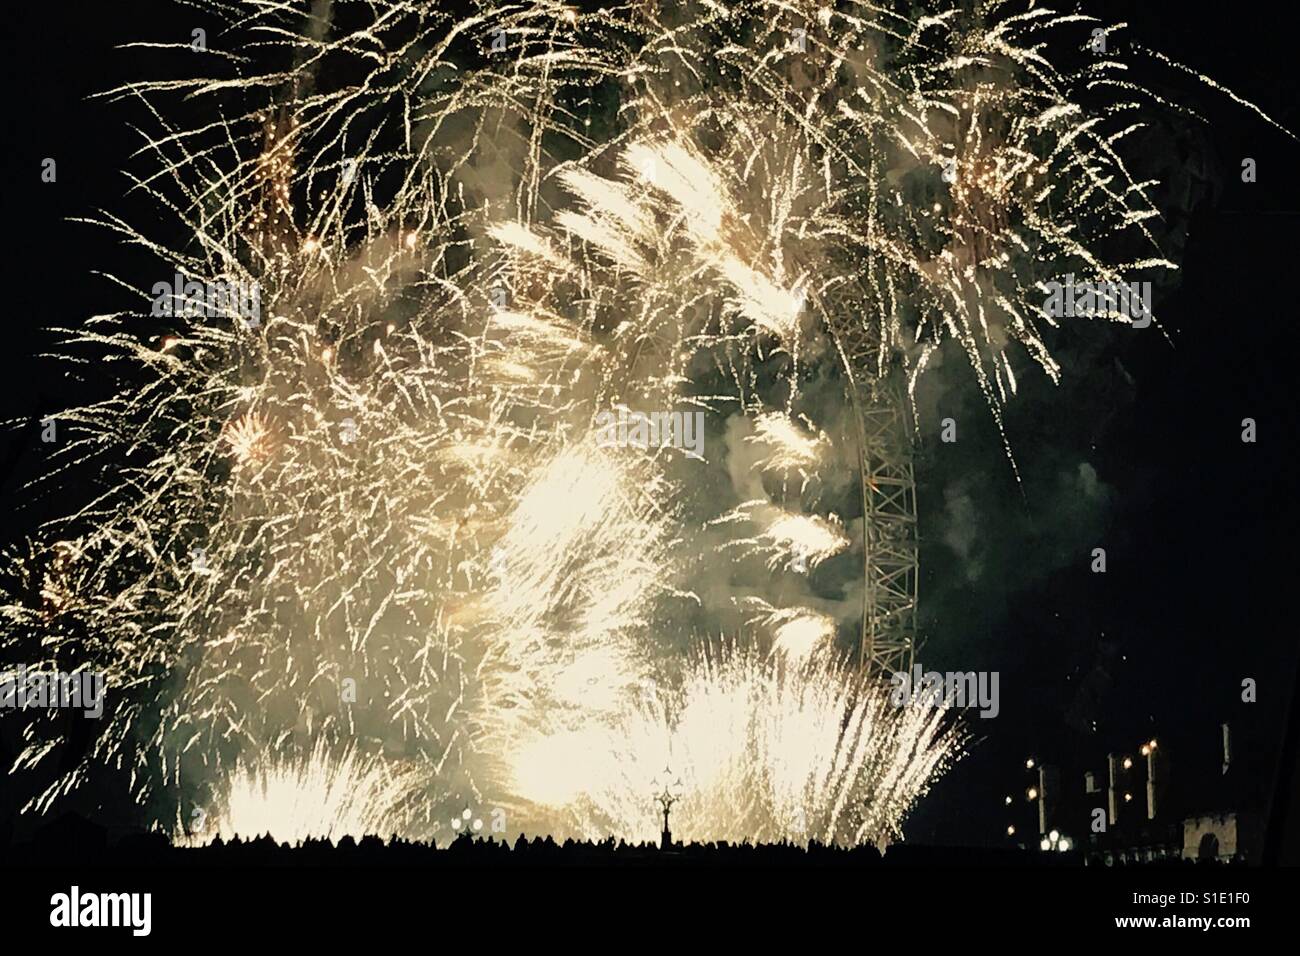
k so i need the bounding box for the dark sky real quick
[2,1,1297,847]
[906,1,1300,844]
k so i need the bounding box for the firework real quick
[510,644,959,846]
[186,741,420,845]
[3,0,1271,844]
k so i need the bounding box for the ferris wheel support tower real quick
[827,317,920,678]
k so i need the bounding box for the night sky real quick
[907,1,1300,845]
[2,2,1297,848]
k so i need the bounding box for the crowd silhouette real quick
[0,811,1243,867]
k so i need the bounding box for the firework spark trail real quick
[745,411,830,479]
[710,501,850,574]
[511,644,959,846]
[184,739,420,845]
[476,439,681,754]
[0,0,1259,842]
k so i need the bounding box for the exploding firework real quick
[186,741,420,845]
[509,644,958,846]
[3,0,1279,844]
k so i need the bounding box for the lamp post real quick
[1040,829,1073,853]
[651,767,683,850]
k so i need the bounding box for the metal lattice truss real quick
[822,303,920,679]
[852,376,919,677]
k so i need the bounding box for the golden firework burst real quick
[222,410,273,468]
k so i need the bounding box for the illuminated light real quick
[1040,838,1051,851]
[1140,744,1150,756]
[302,237,320,254]
[1148,739,1158,751]
[1025,758,1035,770]
[1006,825,1015,836]
[1123,757,1133,770]
[1027,787,1038,800]
[1049,829,1059,842]
[1124,792,1133,802]
[1059,837,1072,852]
[1005,795,1013,806]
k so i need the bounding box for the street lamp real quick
[1041,830,1072,853]
[651,767,683,850]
